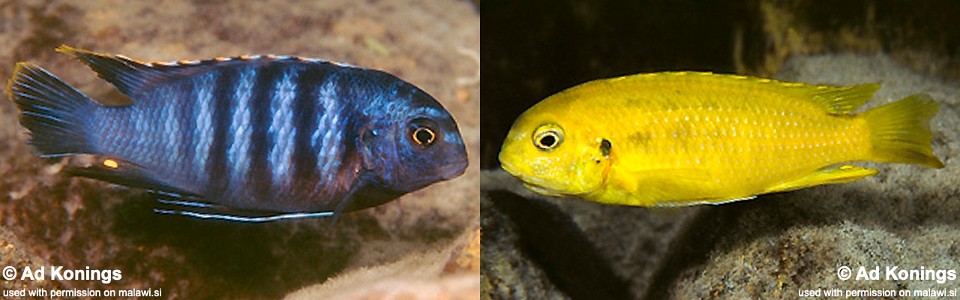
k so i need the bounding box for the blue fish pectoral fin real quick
[66,155,200,198]
[153,199,334,222]
[357,126,379,170]
[763,165,877,194]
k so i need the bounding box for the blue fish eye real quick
[413,127,436,146]
[409,118,440,147]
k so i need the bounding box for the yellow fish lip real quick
[521,182,566,197]
[499,160,520,177]
[500,161,569,198]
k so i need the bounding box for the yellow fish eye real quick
[533,124,564,151]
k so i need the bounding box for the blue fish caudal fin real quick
[6,62,99,157]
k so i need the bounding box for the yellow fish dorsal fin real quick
[787,82,881,114]
[764,165,877,194]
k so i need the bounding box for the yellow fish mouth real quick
[500,161,568,197]
[499,160,520,177]
[521,182,566,197]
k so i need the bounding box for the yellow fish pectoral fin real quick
[764,165,877,194]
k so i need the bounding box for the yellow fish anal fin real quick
[764,165,877,194]
[655,195,757,207]
[799,83,880,114]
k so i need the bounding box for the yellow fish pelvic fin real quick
[862,94,945,168]
[764,165,877,194]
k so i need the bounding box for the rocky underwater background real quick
[5,0,960,299]
[0,0,479,298]
[481,0,960,299]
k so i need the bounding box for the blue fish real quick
[6,45,468,222]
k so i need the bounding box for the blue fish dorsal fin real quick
[57,45,170,98]
[56,45,347,98]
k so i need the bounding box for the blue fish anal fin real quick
[67,155,200,198]
[153,200,334,223]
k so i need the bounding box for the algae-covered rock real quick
[287,222,480,299]
[0,226,55,292]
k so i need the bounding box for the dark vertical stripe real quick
[178,81,197,185]
[248,63,283,200]
[291,63,328,187]
[330,69,364,198]
[207,68,237,193]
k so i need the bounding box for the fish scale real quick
[500,71,942,207]
[192,75,215,185]
[268,69,297,186]
[637,109,857,191]
[7,45,467,222]
[316,80,343,187]
[609,81,872,199]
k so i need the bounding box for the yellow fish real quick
[498,72,944,207]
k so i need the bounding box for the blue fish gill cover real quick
[5,45,468,222]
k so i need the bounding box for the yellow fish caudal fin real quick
[863,94,945,168]
[498,72,945,207]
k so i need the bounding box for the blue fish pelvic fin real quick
[153,198,335,223]
[7,62,98,157]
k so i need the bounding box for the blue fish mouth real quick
[439,159,469,180]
